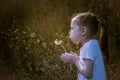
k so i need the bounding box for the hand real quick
[60,53,71,64]
[60,51,79,64]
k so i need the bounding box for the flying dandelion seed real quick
[54,39,67,52]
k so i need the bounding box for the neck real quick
[81,39,90,46]
[81,36,95,46]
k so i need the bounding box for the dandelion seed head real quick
[54,39,62,45]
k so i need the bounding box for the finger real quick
[61,54,65,57]
[60,55,64,60]
[65,53,68,55]
[70,51,73,53]
[65,53,70,55]
[61,53,65,55]
[70,51,74,54]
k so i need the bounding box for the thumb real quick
[70,51,74,54]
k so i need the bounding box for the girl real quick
[60,12,109,80]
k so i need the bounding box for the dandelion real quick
[54,39,62,45]
[54,39,72,70]
[54,39,67,52]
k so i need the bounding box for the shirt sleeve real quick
[81,44,97,61]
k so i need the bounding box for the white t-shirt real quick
[78,39,106,80]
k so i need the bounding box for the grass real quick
[0,0,120,80]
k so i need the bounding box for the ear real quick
[81,27,87,36]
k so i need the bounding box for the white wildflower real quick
[54,39,67,52]
[14,29,19,33]
[30,32,36,38]
[37,39,40,43]
[41,42,47,48]
[23,31,26,34]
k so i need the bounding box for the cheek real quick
[69,31,75,38]
[70,31,80,41]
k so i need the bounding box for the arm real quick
[75,58,93,79]
[60,52,94,79]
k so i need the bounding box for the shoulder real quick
[80,39,100,60]
[82,39,99,50]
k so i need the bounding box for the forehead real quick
[71,23,80,31]
[71,18,79,28]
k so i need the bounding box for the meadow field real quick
[0,0,120,80]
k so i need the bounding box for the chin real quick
[73,41,79,44]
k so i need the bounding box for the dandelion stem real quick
[60,44,67,52]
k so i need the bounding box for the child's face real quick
[69,20,82,44]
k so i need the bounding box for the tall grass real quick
[0,0,120,80]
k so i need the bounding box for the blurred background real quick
[0,0,120,80]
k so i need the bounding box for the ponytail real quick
[99,22,109,63]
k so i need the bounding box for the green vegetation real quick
[0,0,120,80]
